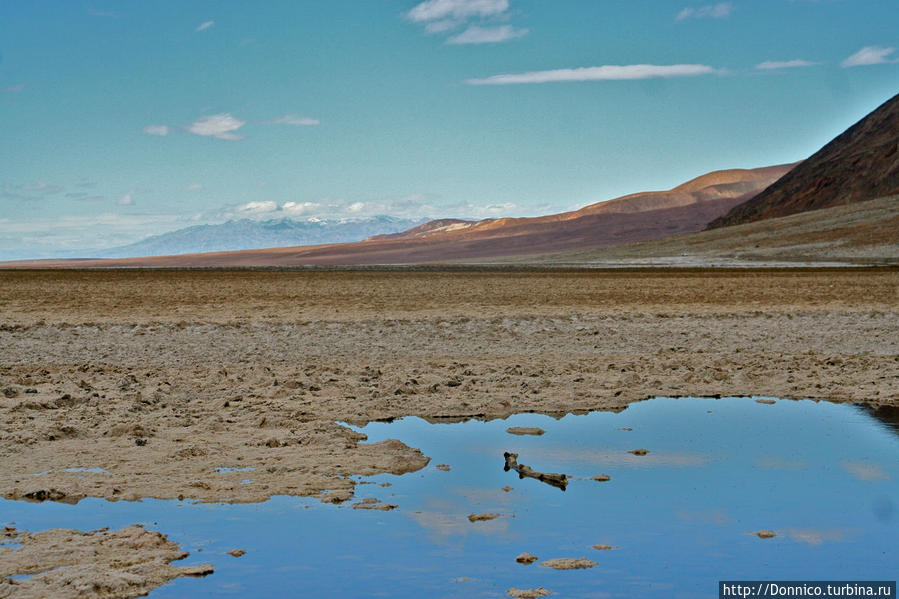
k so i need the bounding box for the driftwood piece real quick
[503,452,568,491]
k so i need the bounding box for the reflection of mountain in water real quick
[854,403,899,435]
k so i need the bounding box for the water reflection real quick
[854,403,899,435]
[1,397,896,599]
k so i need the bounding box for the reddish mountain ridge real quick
[708,92,899,229]
[4,163,794,267]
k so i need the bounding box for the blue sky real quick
[1,0,897,256]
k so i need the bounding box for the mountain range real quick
[4,92,897,267]
[12,163,792,266]
[90,216,428,259]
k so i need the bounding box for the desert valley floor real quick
[1,268,897,597]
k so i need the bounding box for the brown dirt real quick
[507,588,553,598]
[506,427,545,436]
[540,558,598,570]
[468,513,502,522]
[0,268,896,508]
[0,525,211,599]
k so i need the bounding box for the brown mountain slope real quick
[708,92,899,229]
[369,219,475,240]
[373,163,796,243]
[3,163,793,268]
[536,195,899,265]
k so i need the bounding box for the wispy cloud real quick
[755,59,818,70]
[196,20,215,32]
[186,113,245,140]
[1,182,63,201]
[203,192,520,224]
[186,183,204,191]
[425,19,461,34]
[281,201,324,216]
[465,64,720,85]
[676,3,734,21]
[236,200,278,215]
[267,114,320,126]
[407,0,527,44]
[463,202,518,217]
[1,182,109,205]
[448,25,528,44]
[3,83,25,93]
[66,191,105,202]
[142,124,170,136]
[117,192,134,206]
[407,0,509,24]
[19,182,61,194]
[840,46,897,68]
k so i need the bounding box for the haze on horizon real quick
[1,0,897,259]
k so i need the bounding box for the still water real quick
[2,397,897,598]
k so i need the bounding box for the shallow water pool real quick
[2,397,897,598]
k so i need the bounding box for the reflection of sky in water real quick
[1,397,896,599]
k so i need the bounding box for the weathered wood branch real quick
[503,451,568,491]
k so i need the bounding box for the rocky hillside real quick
[708,93,899,229]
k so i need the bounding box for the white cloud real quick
[199,192,524,225]
[202,193,442,223]
[467,202,517,217]
[117,192,134,206]
[407,0,527,43]
[142,124,170,136]
[755,59,818,70]
[186,184,203,191]
[448,25,528,44]
[465,64,720,85]
[407,0,508,24]
[676,3,733,21]
[186,113,245,140]
[196,20,215,32]
[267,114,320,126]
[425,19,461,33]
[281,201,324,216]
[236,201,278,215]
[840,46,897,68]
[66,192,105,202]
[3,83,25,93]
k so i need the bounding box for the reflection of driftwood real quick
[503,452,568,491]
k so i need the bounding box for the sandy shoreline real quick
[1,268,896,596]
